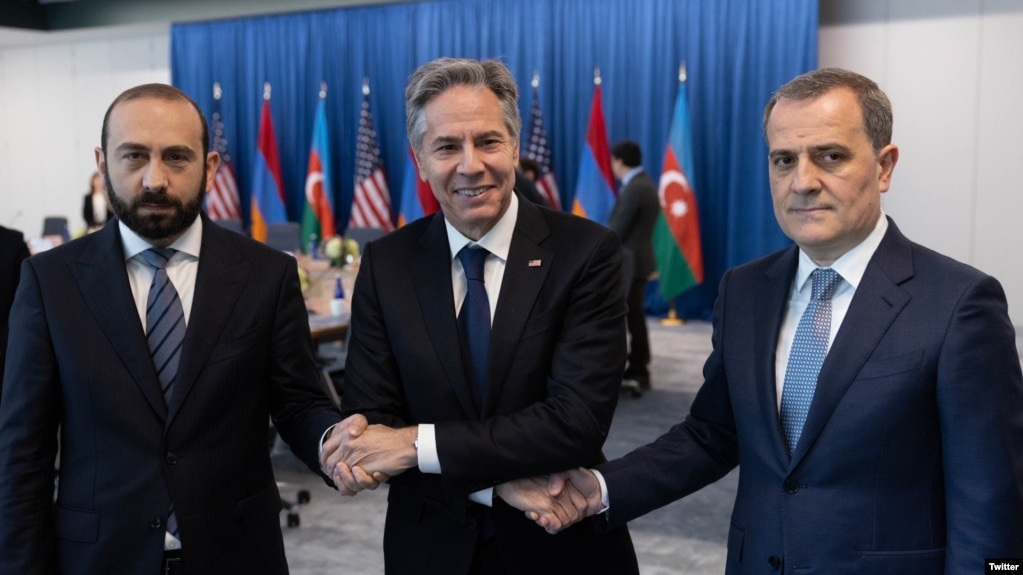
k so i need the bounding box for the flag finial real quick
[593,67,602,86]
[678,61,687,83]
[263,82,271,101]
[362,77,370,96]
[213,82,222,100]
[319,82,328,99]
[531,71,540,89]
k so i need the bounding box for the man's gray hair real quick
[763,67,893,155]
[405,58,521,156]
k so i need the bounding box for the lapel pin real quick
[528,259,542,267]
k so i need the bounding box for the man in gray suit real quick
[609,140,660,392]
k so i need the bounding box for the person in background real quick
[82,170,114,232]
[0,224,30,393]
[518,156,540,182]
[609,140,660,393]
[0,83,341,575]
[321,57,638,575]
[527,68,1023,573]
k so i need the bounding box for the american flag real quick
[205,83,243,221]
[348,84,394,231]
[524,79,561,210]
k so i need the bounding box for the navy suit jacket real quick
[598,218,1023,574]
[0,214,341,575]
[341,196,639,575]
[0,225,30,390]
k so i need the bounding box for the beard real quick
[106,169,206,243]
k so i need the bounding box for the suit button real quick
[166,452,177,465]
[768,556,782,570]
[150,515,163,529]
[466,518,478,530]
[783,478,800,493]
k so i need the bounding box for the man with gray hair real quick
[528,67,1023,573]
[320,57,639,574]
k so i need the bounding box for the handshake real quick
[317,414,605,534]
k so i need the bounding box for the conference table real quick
[301,255,356,341]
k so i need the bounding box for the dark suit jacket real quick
[597,218,1023,574]
[608,170,660,280]
[82,192,114,229]
[0,225,30,390]
[0,214,341,575]
[341,195,638,575]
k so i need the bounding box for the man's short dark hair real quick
[611,140,642,168]
[101,83,209,157]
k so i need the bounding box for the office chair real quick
[42,216,70,241]
[215,218,245,235]
[344,226,387,250]
[265,221,302,253]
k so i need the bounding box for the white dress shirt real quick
[417,193,519,506]
[119,216,203,550]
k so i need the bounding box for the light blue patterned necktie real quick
[139,247,185,539]
[780,267,842,454]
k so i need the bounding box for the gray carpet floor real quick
[273,320,1023,574]
[273,319,731,574]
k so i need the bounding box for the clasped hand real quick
[318,414,417,496]
[497,468,605,535]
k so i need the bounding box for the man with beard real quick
[0,83,342,575]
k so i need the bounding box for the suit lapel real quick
[790,221,914,467]
[413,216,480,418]
[486,200,553,414]
[167,217,247,423]
[70,222,168,419]
[754,248,799,462]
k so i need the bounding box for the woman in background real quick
[82,171,113,232]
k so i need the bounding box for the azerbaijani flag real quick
[398,146,439,227]
[571,80,616,226]
[250,88,288,243]
[654,72,704,300]
[301,93,336,252]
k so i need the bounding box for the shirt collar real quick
[794,210,888,294]
[119,215,203,262]
[621,166,643,186]
[445,192,518,262]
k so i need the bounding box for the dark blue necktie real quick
[457,246,491,411]
[139,247,185,540]
[780,267,842,454]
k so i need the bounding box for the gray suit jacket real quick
[0,214,341,575]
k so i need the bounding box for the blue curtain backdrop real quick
[170,0,817,320]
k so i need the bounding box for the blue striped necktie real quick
[457,246,491,412]
[139,247,185,539]
[780,267,842,454]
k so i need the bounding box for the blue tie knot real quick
[810,268,841,301]
[458,246,488,281]
[139,247,175,270]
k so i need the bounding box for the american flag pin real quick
[528,259,542,267]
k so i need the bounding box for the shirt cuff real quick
[317,423,338,460]
[591,469,611,514]
[469,487,494,507]
[417,423,441,474]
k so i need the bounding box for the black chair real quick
[42,216,70,241]
[215,218,245,235]
[345,226,387,250]
[265,221,302,253]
